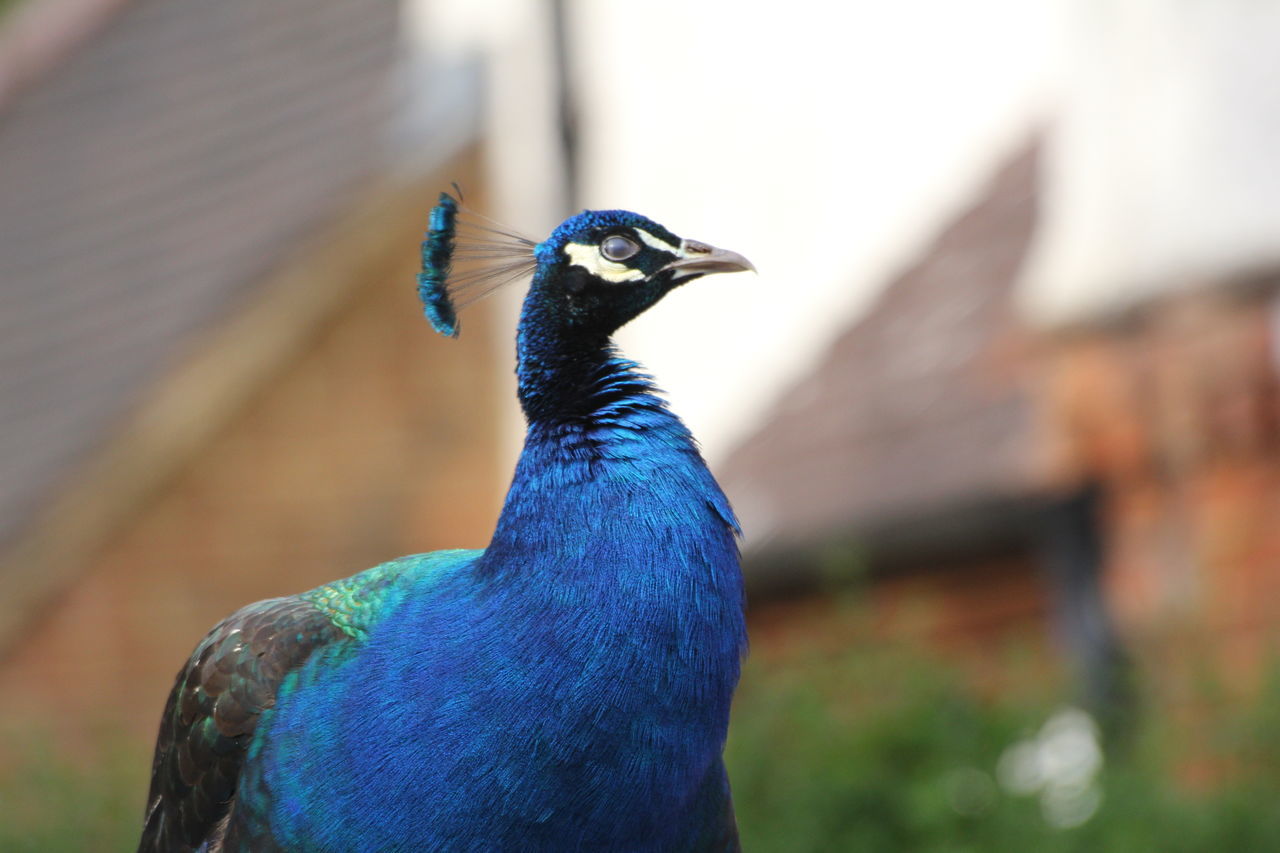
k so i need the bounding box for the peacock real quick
[138,192,755,852]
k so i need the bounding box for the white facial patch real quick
[562,229,686,284]
[635,230,682,255]
[563,242,645,284]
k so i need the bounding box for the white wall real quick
[1020,0,1280,325]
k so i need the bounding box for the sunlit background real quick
[4,0,1280,849]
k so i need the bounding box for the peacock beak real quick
[662,240,756,278]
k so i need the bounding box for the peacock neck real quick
[466,300,746,842]
[482,300,739,582]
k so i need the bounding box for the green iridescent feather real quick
[138,551,477,852]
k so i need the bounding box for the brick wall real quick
[1037,286,1280,689]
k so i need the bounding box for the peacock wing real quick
[137,596,344,852]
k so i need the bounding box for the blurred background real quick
[3,0,1280,849]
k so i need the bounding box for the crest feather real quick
[416,191,536,337]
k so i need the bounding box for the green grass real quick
[0,730,148,853]
[726,639,1280,852]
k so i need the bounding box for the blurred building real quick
[2,0,1279,781]
[0,0,507,750]
[721,142,1126,706]
[1023,1,1280,697]
[721,2,1280,718]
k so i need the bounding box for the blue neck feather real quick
[485,271,741,572]
[465,275,745,845]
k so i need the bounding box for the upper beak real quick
[662,239,756,278]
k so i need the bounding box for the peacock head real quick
[526,209,755,339]
[417,193,753,340]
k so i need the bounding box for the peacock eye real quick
[600,234,639,262]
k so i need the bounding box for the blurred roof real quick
[0,0,399,547]
[722,142,1040,564]
[0,0,127,109]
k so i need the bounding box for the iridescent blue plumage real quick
[140,203,754,852]
[416,192,460,337]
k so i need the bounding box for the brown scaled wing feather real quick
[137,596,343,852]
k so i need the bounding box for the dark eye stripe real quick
[600,235,640,262]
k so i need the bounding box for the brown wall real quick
[1037,287,1280,689]
[0,175,510,755]
[749,552,1055,697]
